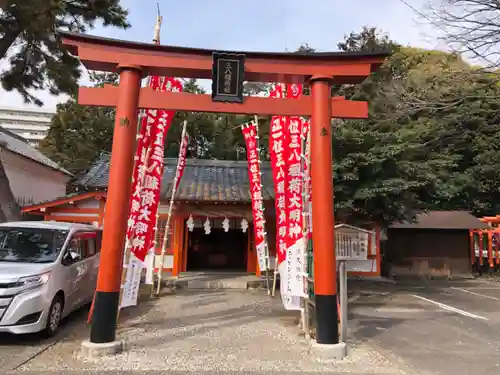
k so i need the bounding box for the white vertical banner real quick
[120,254,143,308]
[144,248,155,285]
[256,242,268,271]
[286,236,307,297]
[279,261,302,310]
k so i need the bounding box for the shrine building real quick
[22,153,380,277]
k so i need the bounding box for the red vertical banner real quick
[242,122,268,270]
[269,85,288,266]
[126,75,162,242]
[129,78,183,262]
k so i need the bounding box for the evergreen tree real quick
[0,0,129,106]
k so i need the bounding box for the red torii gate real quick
[59,31,388,349]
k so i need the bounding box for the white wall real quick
[0,149,70,204]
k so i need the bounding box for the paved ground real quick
[4,278,500,374]
[0,305,89,371]
[6,289,407,375]
[348,278,500,375]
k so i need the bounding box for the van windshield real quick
[0,227,69,263]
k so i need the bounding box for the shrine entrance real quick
[186,226,247,272]
[59,31,388,348]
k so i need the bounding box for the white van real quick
[0,221,102,336]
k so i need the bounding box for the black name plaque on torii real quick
[211,52,245,103]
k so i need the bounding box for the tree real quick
[333,26,500,222]
[0,0,129,106]
[39,72,116,176]
[331,27,459,226]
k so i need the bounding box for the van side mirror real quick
[62,250,72,265]
[62,250,80,265]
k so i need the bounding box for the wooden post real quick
[89,66,141,344]
[488,230,494,273]
[157,120,188,295]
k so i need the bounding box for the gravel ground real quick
[17,290,410,374]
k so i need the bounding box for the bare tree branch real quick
[425,0,500,68]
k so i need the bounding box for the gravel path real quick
[18,290,409,374]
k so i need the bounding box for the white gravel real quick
[19,290,409,374]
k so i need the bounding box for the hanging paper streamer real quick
[222,217,230,232]
[204,218,212,235]
[241,218,249,233]
[187,215,194,232]
[242,122,269,272]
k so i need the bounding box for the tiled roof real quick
[0,127,71,175]
[76,153,274,202]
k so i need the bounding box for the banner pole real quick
[301,120,311,339]
[156,120,188,295]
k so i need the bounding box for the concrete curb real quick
[308,340,348,361]
[80,340,123,358]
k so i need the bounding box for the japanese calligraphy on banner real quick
[284,83,306,298]
[125,75,163,243]
[242,122,268,271]
[121,257,143,308]
[269,85,288,265]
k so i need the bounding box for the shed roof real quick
[389,211,489,230]
[75,153,274,203]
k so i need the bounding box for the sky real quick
[0,0,443,112]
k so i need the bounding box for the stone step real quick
[171,277,267,290]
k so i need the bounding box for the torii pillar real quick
[310,75,338,345]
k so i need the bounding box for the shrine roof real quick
[75,153,274,202]
[59,31,390,62]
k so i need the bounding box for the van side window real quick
[62,232,97,265]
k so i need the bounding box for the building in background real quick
[0,127,72,206]
[386,211,488,278]
[0,106,54,147]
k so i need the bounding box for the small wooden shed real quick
[386,210,489,278]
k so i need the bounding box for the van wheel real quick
[43,295,63,338]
